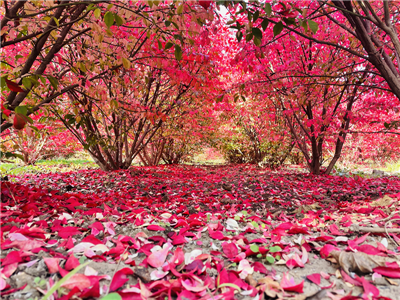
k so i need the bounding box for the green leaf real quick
[104,11,114,27]
[269,246,282,253]
[254,37,261,46]
[251,220,259,228]
[266,255,275,264]
[15,106,28,115]
[173,34,183,41]
[174,44,182,61]
[22,77,32,89]
[42,262,90,300]
[101,293,122,300]
[165,41,174,50]
[252,27,262,40]
[39,75,47,85]
[308,20,318,34]
[283,17,296,26]
[114,14,124,26]
[261,19,269,31]
[253,10,259,22]
[264,3,272,17]
[273,21,283,36]
[0,76,6,89]
[48,76,58,90]
[26,115,33,124]
[245,33,253,42]
[177,3,184,14]
[165,20,171,27]
[300,20,308,31]
[94,8,101,18]
[157,40,162,49]
[247,11,252,22]
[250,244,259,253]
[216,95,224,103]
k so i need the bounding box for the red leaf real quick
[373,266,400,278]
[209,231,225,240]
[147,225,166,231]
[358,276,380,297]
[222,242,238,259]
[252,262,267,274]
[199,1,212,10]
[306,273,321,285]
[5,79,25,93]
[2,251,22,266]
[81,235,103,245]
[340,269,362,286]
[286,259,298,270]
[13,113,28,130]
[172,234,187,245]
[319,244,340,258]
[109,267,133,292]
[65,255,80,271]
[280,273,304,293]
[288,226,309,234]
[80,281,100,298]
[88,222,104,234]
[58,227,82,239]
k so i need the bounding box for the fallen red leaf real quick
[109,267,134,292]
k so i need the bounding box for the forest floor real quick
[1,164,400,300]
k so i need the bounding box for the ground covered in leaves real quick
[1,165,400,300]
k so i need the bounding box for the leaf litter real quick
[1,165,400,299]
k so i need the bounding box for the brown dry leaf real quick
[294,203,321,214]
[258,276,282,298]
[245,274,257,287]
[371,195,394,207]
[386,278,399,286]
[329,250,398,274]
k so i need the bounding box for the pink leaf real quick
[1,263,18,278]
[61,274,91,290]
[147,246,169,268]
[44,258,59,274]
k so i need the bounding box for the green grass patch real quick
[0,156,97,176]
